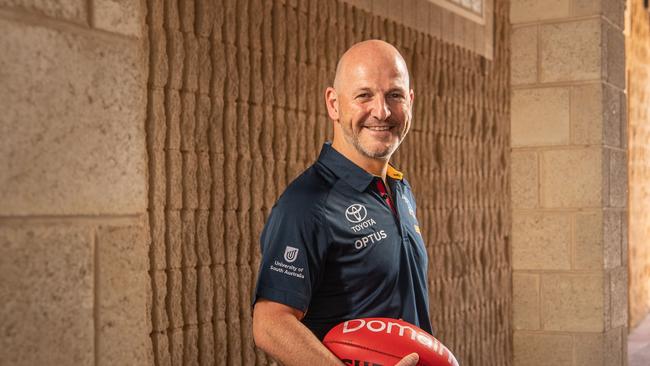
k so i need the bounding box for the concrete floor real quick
[629,313,650,366]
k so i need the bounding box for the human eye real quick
[355,92,371,100]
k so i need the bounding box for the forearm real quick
[253,309,343,366]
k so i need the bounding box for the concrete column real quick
[510,0,628,365]
[0,1,152,365]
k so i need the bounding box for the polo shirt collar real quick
[317,142,404,192]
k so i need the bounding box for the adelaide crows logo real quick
[345,203,367,223]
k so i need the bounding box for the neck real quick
[331,138,389,181]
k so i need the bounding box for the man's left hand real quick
[395,352,419,366]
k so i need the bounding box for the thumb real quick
[395,352,419,366]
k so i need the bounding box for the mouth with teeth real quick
[344,122,402,159]
[363,125,394,132]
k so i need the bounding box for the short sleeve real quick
[252,201,329,312]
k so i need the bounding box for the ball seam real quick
[324,340,403,360]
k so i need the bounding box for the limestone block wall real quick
[626,0,650,329]
[510,0,628,365]
[0,1,152,366]
[145,0,512,365]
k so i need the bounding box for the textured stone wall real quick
[0,1,152,365]
[627,0,650,329]
[345,0,495,58]
[145,0,511,365]
[510,0,628,365]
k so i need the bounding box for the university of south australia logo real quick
[345,203,367,223]
[284,246,299,263]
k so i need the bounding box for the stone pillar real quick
[626,0,650,329]
[510,0,628,365]
[0,1,152,365]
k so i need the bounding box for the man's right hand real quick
[253,299,346,365]
[253,299,422,366]
[395,352,419,366]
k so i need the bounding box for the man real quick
[252,40,430,366]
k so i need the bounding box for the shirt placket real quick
[375,179,396,215]
[375,178,407,241]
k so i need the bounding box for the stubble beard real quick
[340,121,400,160]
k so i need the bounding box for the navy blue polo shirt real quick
[253,143,432,339]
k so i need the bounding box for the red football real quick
[323,318,459,366]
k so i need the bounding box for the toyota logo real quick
[345,204,367,223]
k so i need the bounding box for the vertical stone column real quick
[626,0,650,329]
[0,1,152,365]
[510,0,628,365]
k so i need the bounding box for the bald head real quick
[333,40,410,91]
[324,39,414,165]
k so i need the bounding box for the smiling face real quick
[326,41,414,162]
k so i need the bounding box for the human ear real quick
[325,87,339,121]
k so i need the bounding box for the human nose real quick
[370,95,391,121]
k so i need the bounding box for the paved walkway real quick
[629,313,650,366]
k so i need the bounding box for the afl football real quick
[323,318,459,366]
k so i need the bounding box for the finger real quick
[395,352,419,366]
